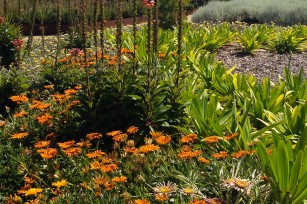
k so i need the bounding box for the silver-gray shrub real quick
[192,0,307,26]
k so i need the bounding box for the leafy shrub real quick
[0,17,21,67]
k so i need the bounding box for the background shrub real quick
[192,0,307,26]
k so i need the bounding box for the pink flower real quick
[0,16,5,24]
[143,0,154,9]
[70,48,81,57]
[12,39,24,51]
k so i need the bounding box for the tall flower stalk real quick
[100,0,105,66]
[81,0,90,95]
[176,0,183,86]
[153,0,158,55]
[3,0,7,16]
[25,0,37,55]
[54,0,61,69]
[132,0,137,75]
[93,0,99,69]
[116,0,123,74]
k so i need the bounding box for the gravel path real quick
[215,43,307,83]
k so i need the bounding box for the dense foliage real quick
[192,0,307,26]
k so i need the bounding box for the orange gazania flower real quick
[37,148,58,159]
[24,177,35,185]
[76,140,92,148]
[111,176,127,183]
[149,131,164,138]
[34,140,51,149]
[113,133,128,143]
[37,113,53,125]
[58,140,75,149]
[139,144,160,153]
[155,193,169,201]
[10,95,29,103]
[11,132,28,139]
[86,150,106,158]
[46,132,58,138]
[63,147,82,157]
[177,150,202,160]
[106,130,122,137]
[180,134,197,143]
[203,136,220,144]
[74,85,82,90]
[30,101,51,110]
[231,150,251,159]
[155,135,171,145]
[86,132,102,140]
[52,179,68,188]
[104,181,115,191]
[44,84,54,89]
[198,157,210,164]
[93,175,108,186]
[134,199,151,204]
[0,120,6,127]
[126,126,139,134]
[101,164,118,173]
[23,188,43,196]
[90,161,102,170]
[13,110,27,118]
[123,146,138,154]
[212,151,229,159]
[64,89,77,95]
[223,132,239,140]
[189,199,206,204]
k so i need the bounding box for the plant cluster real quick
[192,0,307,26]
[0,17,23,67]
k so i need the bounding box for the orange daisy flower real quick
[44,84,54,89]
[11,132,28,139]
[86,150,106,158]
[212,151,229,159]
[106,130,122,137]
[13,111,28,118]
[126,126,139,134]
[113,133,128,143]
[36,113,53,125]
[134,199,151,204]
[104,181,115,191]
[86,132,102,140]
[123,146,139,154]
[0,120,5,127]
[223,132,239,140]
[76,140,92,148]
[180,134,197,143]
[155,135,171,145]
[177,150,202,159]
[52,179,68,188]
[23,188,43,196]
[58,140,75,149]
[90,161,102,170]
[231,150,251,159]
[63,147,82,157]
[111,176,127,183]
[93,176,108,186]
[198,157,210,164]
[149,131,164,138]
[37,148,58,159]
[155,193,169,202]
[101,164,118,173]
[203,136,220,144]
[34,140,51,149]
[10,95,29,103]
[64,89,77,95]
[139,144,160,153]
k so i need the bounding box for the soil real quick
[215,43,307,83]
